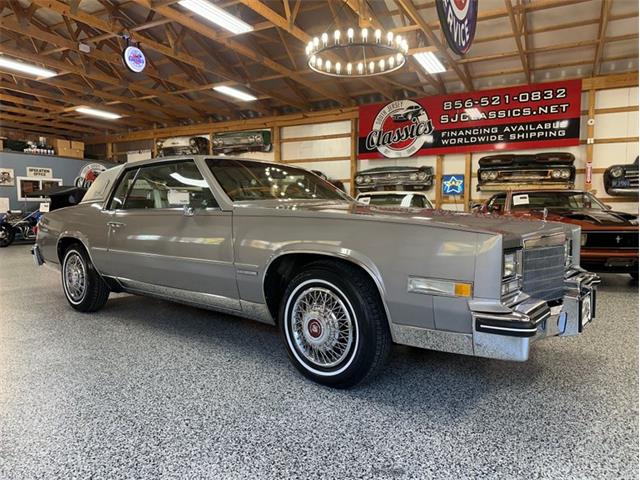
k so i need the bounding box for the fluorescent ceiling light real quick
[413,52,446,74]
[213,85,257,101]
[75,107,122,120]
[178,0,253,34]
[0,56,57,78]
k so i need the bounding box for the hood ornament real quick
[542,208,548,221]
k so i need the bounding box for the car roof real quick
[124,155,288,168]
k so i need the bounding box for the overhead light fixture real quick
[0,56,57,78]
[213,85,257,101]
[178,0,253,34]
[305,28,408,78]
[75,107,122,120]
[413,51,446,74]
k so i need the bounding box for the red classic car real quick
[478,190,639,279]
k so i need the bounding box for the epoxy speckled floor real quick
[0,246,637,479]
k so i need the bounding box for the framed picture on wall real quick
[17,176,63,201]
[0,168,15,186]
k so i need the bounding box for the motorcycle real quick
[0,210,42,247]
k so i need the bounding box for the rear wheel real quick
[279,261,391,388]
[0,224,15,247]
[62,245,110,312]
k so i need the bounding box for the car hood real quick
[513,209,638,228]
[235,199,568,244]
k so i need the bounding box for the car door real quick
[103,159,239,309]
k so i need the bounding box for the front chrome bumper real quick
[471,268,600,361]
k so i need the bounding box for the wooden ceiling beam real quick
[0,77,165,126]
[0,104,100,134]
[0,120,85,138]
[504,0,530,83]
[394,0,474,91]
[30,0,303,112]
[593,0,613,76]
[130,0,351,106]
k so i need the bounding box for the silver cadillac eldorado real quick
[33,156,599,387]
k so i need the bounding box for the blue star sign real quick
[442,174,464,196]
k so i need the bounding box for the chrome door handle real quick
[107,221,125,229]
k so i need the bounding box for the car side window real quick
[121,161,218,210]
[122,160,218,210]
[487,194,506,212]
[411,195,426,208]
[108,168,138,210]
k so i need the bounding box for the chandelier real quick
[305,27,409,78]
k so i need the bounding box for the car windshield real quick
[358,193,432,209]
[207,158,348,202]
[511,191,606,210]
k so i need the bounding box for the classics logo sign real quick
[365,100,434,158]
[75,163,106,188]
[123,46,146,73]
[436,0,478,55]
[359,79,582,158]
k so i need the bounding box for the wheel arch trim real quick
[261,247,394,334]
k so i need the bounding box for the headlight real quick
[503,250,520,278]
[364,176,372,184]
[417,171,428,181]
[560,169,571,179]
[610,166,624,178]
[551,169,562,179]
[355,175,364,184]
[488,171,498,180]
[581,233,588,246]
[409,173,418,181]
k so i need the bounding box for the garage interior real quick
[0,0,638,478]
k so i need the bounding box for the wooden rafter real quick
[394,0,474,91]
[504,0,530,83]
[129,0,351,106]
[593,0,613,76]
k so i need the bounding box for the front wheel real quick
[62,245,110,312]
[279,261,391,388]
[0,224,15,247]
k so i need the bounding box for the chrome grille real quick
[626,171,639,187]
[522,240,566,301]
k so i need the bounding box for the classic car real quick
[356,191,433,209]
[354,165,434,193]
[479,189,638,278]
[157,136,210,156]
[477,152,575,191]
[311,170,346,192]
[604,157,638,196]
[33,156,599,388]
[391,105,424,122]
[212,130,271,154]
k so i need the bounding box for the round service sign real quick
[123,45,146,73]
[364,100,434,159]
[436,0,478,55]
[75,163,106,188]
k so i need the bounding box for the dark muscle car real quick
[604,157,638,196]
[479,189,638,278]
[477,152,575,191]
[212,130,271,154]
[354,165,434,193]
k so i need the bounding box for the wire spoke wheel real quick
[290,286,355,369]
[64,252,87,302]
